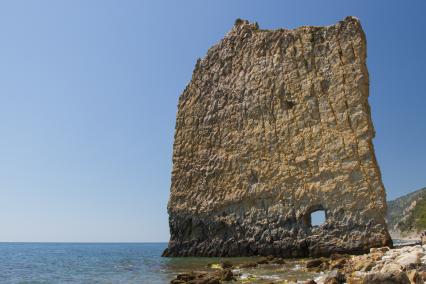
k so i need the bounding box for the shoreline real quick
[170,241,426,283]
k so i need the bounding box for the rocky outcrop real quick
[169,245,426,283]
[164,16,392,257]
[338,245,426,284]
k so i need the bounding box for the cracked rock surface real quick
[164,17,392,257]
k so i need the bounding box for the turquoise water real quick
[0,243,317,283]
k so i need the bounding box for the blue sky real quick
[0,0,425,242]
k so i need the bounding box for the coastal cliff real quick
[164,17,392,257]
[387,187,426,235]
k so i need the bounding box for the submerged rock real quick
[220,261,234,269]
[220,269,235,281]
[271,257,286,264]
[170,269,235,284]
[306,259,325,269]
[256,258,269,265]
[238,262,258,269]
[171,272,196,282]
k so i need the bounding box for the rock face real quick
[164,17,392,257]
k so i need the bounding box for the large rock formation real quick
[164,17,392,257]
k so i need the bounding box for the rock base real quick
[163,214,392,257]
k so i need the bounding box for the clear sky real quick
[0,0,425,242]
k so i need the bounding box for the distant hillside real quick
[386,187,426,233]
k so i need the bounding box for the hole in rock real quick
[285,100,294,109]
[310,210,326,227]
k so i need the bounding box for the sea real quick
[0,242,319,283]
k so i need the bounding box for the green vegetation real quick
[387,188,426,233]
[412,197,426,231]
